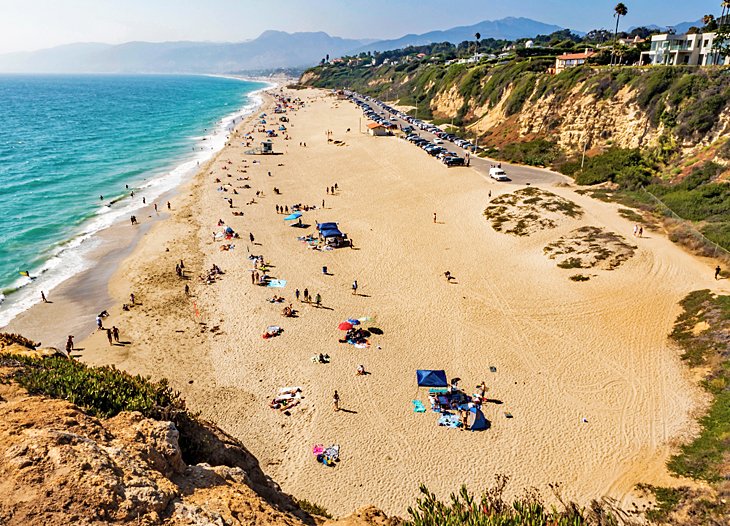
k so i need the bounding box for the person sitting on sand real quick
[356,365,366,376]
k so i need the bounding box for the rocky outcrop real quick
[0,372,398,526]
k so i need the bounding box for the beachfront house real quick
[554,49,596,74]
[640,31,730,65]
[367,122,389,136]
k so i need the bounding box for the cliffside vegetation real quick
[639,290,730,525]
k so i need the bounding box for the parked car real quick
[443,156,465,167]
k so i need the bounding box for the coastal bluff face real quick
[0,370,396,526]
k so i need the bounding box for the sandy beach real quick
[10,86,729,517]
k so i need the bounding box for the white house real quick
[640,31,729,65]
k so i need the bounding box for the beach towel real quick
[428,388,448,394]
[412,400,426,413]
[438,413,462,428]
[266,279,287,288]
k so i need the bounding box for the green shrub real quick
[405,481,617,526]
[498,140,560,167]
[563,148,649,187]
[2,354,184,419]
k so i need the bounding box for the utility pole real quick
[581,134,589,170]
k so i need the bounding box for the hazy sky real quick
[0,0,722,53]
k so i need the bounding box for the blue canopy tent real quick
[416,369,448,387]
[469,406,488,431]
[284,212,302,221]
[317,222,338,231]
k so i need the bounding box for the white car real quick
[432,138,443,144]
[489,167,509,181]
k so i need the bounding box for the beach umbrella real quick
[284,212,302,221]
[338,321,354,331]
[346,318,361,325]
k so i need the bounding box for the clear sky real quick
[0,0,723,54]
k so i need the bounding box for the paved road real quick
[352,94,569,187]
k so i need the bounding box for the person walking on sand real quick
[295,288,300,301]
[66,335,74,354]
[315,293,321,308]
[249,232,255,244]
[333,390,340,412]
[352,280,358,295]
[167,201,171,210]
[130,293,135,305]
[112,326,120,343]
[326,187,329,195]
[433,212,437,223]
[96,316,103,330]
[633,224,638,237]
[303,288,309,303]
[106,329,113,346]
[154,203,158,212]
[184,283,190,295]
[639,226,643,237]
[716,265,722,280]
[41,291,48,303]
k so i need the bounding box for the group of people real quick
[201,264,224,285]
[294,288,322,307]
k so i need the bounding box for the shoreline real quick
[0,77,272,338]
[9,85,727,517]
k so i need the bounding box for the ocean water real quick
[0,74,267,326]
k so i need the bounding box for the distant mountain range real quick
[0,31,366,74]
[0,17,706,74]
[357,17,571,53]
[629,19,702,34]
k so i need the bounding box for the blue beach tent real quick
[416,369,448,387]
[469,406,488,431]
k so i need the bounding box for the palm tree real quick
[710,1,730,64]
[703,14,717,31]
[474,32,481,59]
[612,3,629,65]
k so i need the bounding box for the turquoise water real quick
[0,74,266,324]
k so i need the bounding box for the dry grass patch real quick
[484,187,583,236]
[544,226,637,271]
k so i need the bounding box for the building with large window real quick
[640,32,729,66]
